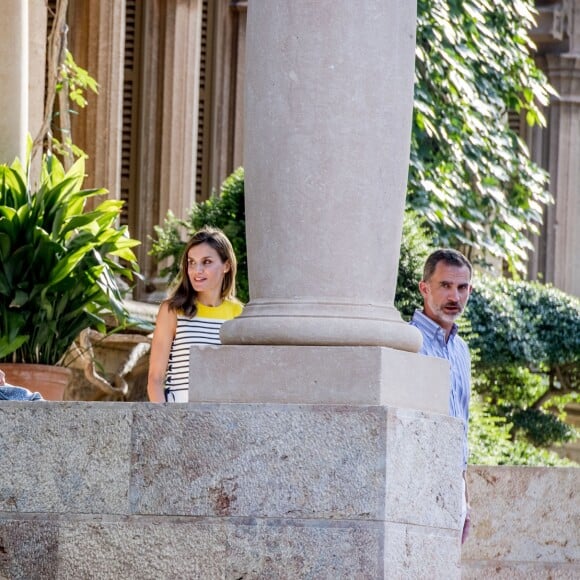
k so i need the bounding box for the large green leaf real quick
[0,151,141,365]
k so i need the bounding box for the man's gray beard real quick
[427,297,463,326]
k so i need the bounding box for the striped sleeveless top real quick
[164,300,243,402]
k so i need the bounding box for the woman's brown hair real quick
[166,226,238,317]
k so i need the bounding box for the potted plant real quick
[0,149,141,399]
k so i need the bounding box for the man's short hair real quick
[423,249,472,282]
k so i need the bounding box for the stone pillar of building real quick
[28,0,47,151]
[158,0,204,224]
[528,0,580,298]
[26,0,48,187]
[221,1,421,352]
[187,2,463,573]
[68,0,126,200]
[541,54,580,296]
[209,0,248,192]
[0,0,28,164]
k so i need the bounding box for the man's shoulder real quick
[453,332,471,354]
[409,310,439,355]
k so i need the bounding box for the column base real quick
[221,301,422,352]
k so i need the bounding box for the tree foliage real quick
[468,395,574,466]
[395,211,432,320]
[465,275,579,451]
[411,0,554,275]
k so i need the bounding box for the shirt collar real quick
[412,309,458,342]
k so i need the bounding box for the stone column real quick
[27,0,47,186]
[528,0,580,299]
[544,54,580,297]
[189,3,462,572]
[28,0,47,149]
[158,0,204,223]
[0,0,28,164]
[68,0,126,199]
[530,53,580,299]
[221,1,421,351]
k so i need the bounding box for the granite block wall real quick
[3,402,575,578]
[0,402,463,579]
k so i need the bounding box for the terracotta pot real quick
[1,363,72,401]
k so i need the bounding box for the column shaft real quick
[543,55,580,297]
[222,0,421,351]
[68,0,126,199]
[0,0,28,164]
[158,0,203,222]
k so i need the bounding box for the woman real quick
[147,227,243,402]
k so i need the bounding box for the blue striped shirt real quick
[410,309,471,469]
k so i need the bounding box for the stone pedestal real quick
[189,345,450,413]
[0,402,463,578]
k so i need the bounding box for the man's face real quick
[419,262,472,331]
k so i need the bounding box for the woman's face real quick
[186,242,230,306]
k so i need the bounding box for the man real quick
[410,248,473,544]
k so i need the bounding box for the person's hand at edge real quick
[462,505,471,544]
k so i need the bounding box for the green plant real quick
[395,210,433,320]
[468,395,575,466]
[411,0,554,275]
[465,275,579,453]
[0,150,141,365]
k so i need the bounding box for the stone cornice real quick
[533,2,570,42]
[532,1,580,55]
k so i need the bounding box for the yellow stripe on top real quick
[195,300,243,320]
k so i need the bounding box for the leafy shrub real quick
[0,153,141,365]
[468,395,575,466]
[465,275,579,451]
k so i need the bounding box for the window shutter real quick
[121,0,142,227]
[196,0,212,201]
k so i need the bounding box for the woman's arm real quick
[147,302,177,403]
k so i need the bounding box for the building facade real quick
[9,0,580,301]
